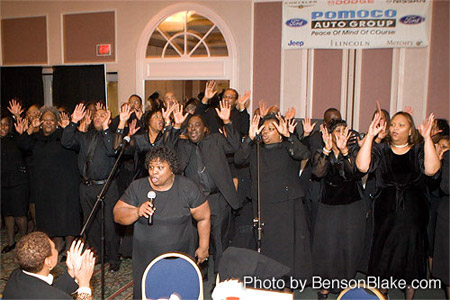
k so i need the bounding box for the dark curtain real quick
[1,66,44,109]
[52,65,105,112]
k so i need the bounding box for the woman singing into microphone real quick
[113,146,210,299]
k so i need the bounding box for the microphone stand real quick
[253,136,264,253]
[79,138,129,299]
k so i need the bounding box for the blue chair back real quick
[142,253,202,300]
[339,287,383,300]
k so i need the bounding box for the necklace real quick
[391,142,409,148]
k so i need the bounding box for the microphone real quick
[147,191,156,225]
[119,136,131,149]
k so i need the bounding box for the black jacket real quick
[167,123,241,209]
[3,269,78,299]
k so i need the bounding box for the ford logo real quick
[399,15,425,25]
[286,18,308,27]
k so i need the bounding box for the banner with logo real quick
[282,0,431,49]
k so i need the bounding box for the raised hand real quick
[287,118,298,134]
[367,113,384,138]
[173,104,189,126]
[14,118,28,135]
[71,104,86,123]
[258,100,268,118]
[204,80,217,100]
[273,113,290,138]
[418,113,435,140]
[285,107,296,120]
[302,117,317,137]
[134,107,143,120]
[8,99,24,118]
[404,105,414,116]
[102,109,112,130]
[66,240,84,278]
[58,112,70,128]
[162,105,174,123]
[75,249,95,288]
[128,119,141,136]
[237,90,251,111]
[119,104,132,122]
[249,115,264,140]
[30,117,43,132]
[321,127,333,151]
[96,101,106,111]
[215,100,231,123]
[377,120,388,140]
[335,126,351,152]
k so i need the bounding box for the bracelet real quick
[322,147,331,154]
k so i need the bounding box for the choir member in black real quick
[356,112,441,299]
[433,149,449,298]
[114,103,170,180]
[197,81,252,247]
[1,113,28,253]
[195,80,250,135]
[15,106,80,255]
[8,100,39,230]
[300,109,342,237]
[61,103,121,272]
[234,113,312,281]
[113,147,210,299]
[311,119,366,299]
[166,100,241,275]
[3,232,95,300]
[110,95,145,194]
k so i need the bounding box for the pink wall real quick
[253,2,282,112]
[312,50,342,119]
[359,49,393,131]
[427,0,449,118]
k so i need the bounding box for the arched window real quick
[146,11,228,58]
[136,5,238,98]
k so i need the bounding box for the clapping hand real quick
[215,100,231,124]
[66,240,84,278]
